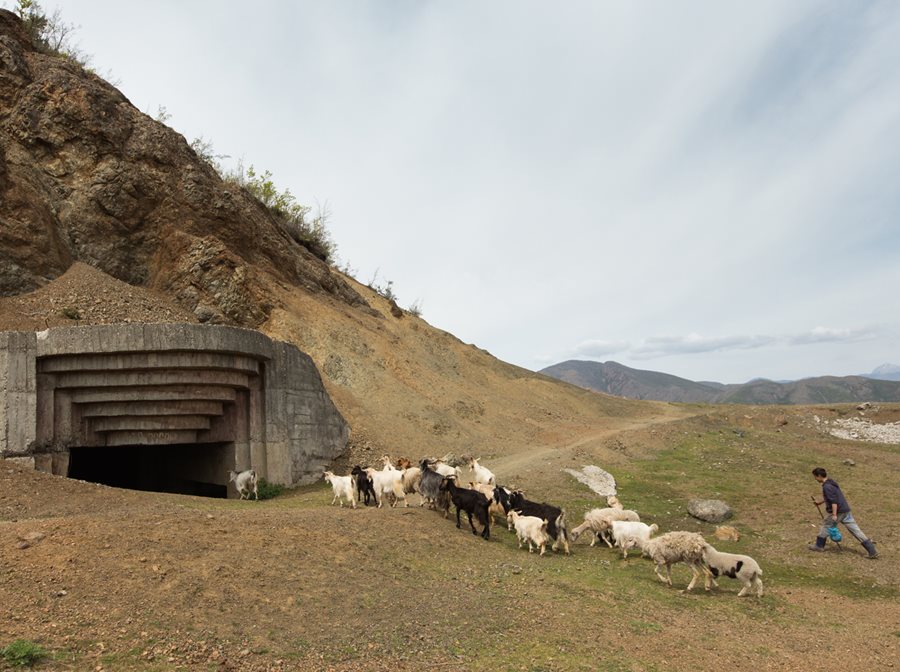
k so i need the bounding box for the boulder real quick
[687,499,733,523]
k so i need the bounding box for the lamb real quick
[641,531,712,592]
[507,510,551,555]
[350,465,377,506]
[507,491,569,554]
[610,520,658,559]
[323,471,357,508]
[417,460,451,517]
[365,465,408,508]
[228,469,258,500]
[702,543,764,597]
[570,507,640,547]
[439,476,491,540]
[468,457,496,486]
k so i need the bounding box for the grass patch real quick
[1,640,47,668]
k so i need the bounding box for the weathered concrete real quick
[0,324,349,492]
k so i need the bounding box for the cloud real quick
[630,333,777,359]
[571,339,631,359]
[567,325,887,362]
[788,326,880,345]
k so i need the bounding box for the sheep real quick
[228,469,258,500]
[641,531,712,592]
[702,543,764,597]
[439,476,491,540]
[365,465,408,508]
[350,465,377,506]
[610,520,658,559]
[468,457,496,486]
[507,491,569,554]
[417,460,451,517]
[323,471,357,508]
[606,495,623,509]
[570,507,640,547]
[507,510,551,555]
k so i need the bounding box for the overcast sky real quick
[27,1,900,383]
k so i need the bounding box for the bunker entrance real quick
[68,443,233,498]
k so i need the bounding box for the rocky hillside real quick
[0,9,669,463]
[541,360,900,405]
[0,10,364,324]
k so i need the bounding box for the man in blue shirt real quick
[809,467,878,558]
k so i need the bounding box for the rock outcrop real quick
[0,9,367,323]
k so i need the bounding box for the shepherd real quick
[808,467,878,558]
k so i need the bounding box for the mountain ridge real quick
[540,360,900,404]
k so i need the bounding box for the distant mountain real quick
[539,361,900,405]
[864,364,900,382]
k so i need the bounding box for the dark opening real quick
[68,443,232,498]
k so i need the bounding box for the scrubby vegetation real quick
[1,639,46,668]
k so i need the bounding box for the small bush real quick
[256,478,284,500]
[1,639,47,668]
[61,307,80,320]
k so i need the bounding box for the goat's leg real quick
[455,506,462,529]
[466,511,478,535]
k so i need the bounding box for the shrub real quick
[12,0,88,65]
[1,639,47,668]
[61,307,80,320]
[256,478,284,500]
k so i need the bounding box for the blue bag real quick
[827,525,842,542]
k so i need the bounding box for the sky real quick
[20,0,900,383]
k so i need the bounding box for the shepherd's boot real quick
[807,536,826,552]
[861,539,878,559]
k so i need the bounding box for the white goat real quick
[570,507,640,547]
[702,543,764,597]
[365,466,408,508]
[507,510,551,556]
[641,531,712,592]
[323,471,357,508]
[430,461,460,479]
[381,455,421,496]
[468,457,495,486]
[228,469,258,500]
[611,520,658,559]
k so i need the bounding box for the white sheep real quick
[611,520,659,559]
[570,507,640,547]
[702,543,764,597]
[468,457,495,486]
[228,469,258,500]
[641,531,712,592]
[323,471,357,508]
[507,510,551,555]
[606,495,623,509]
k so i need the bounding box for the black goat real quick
[350,465,377,506]
[418,459,451,517]
[440,476,490,540]
[507,490,569,554]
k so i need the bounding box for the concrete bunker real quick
[0,325,349,496]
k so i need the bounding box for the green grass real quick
[1,640,47,668]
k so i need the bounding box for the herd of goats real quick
[233,454,764,598]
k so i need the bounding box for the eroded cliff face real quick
[0,9,367,324]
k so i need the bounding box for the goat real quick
[350,465,377,506]
[417,459,451,517]
[365,465,408,508]
[440,476,490,540]
[228,469,258,500]
[507,491,569,554]
[469,482,509,525]
[323,471,357,508]
[468,457,496,486]
[507,510,551,555]
[702,543,764,597]
[610,520,658,559]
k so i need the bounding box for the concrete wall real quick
[0,324,349,488]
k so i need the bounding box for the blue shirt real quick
[822,478,850,514]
